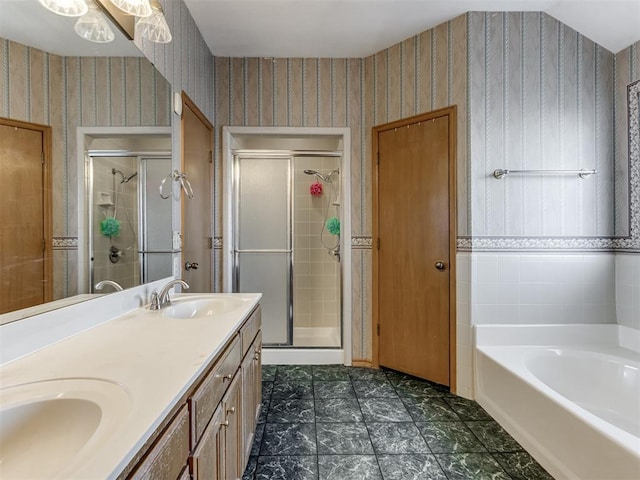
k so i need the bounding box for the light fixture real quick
[135,0,172,44]
[39,0,171,44]
[74,2,115,43]
[38,0,89,17]
[110,0,152,18]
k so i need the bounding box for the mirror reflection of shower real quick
[304,168,341,260]
[109,167,139,263]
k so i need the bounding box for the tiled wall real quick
[0,38,170,299]
[615,253,640,330]
[470,252,616,325]
[293,157,341,333]
[92,157,140,289]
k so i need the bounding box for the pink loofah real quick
[310,181,323,196]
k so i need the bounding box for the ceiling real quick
[0,1,637,58]
[183,0,640,58]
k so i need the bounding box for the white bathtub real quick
[475,324,640,480]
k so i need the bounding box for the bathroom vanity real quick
[0,291,262,480]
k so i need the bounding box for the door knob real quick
[185,261,199,270]
[435,262,446,270]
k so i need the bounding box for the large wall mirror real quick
[0,0,173,324]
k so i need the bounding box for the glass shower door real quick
[234,156,291,345]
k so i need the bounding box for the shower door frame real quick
[86,149,172,292]
[232,150,343,347]
[77,126,172,294]
[222,126,352,364]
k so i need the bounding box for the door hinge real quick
[41,151,45,165]
[210,150,214,164]
[207,237,213,249]
[376,238,380,250]
[42,238,46,252]
[376,151,380,166]
[376,324,380,336]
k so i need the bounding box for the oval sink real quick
[163,296,247,319]
[0,378,130,479]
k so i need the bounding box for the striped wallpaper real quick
[468,12,615,239]
[0,38,171,299]
[614,40,640,238]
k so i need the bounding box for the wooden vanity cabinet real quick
[189,306,262,480]
[124,306,262,480]
[128,405,190,480]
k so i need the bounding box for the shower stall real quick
[232,150,342,348]
[87,150,172,292]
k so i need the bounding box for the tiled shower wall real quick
[92,157,140,290]
[293,157,341,333]
[0,38,170,298]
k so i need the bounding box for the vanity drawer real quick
[129,404,189,480]
[241,306,261,357]
[189,334,241,446]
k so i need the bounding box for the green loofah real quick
[326,216,340,236]
[100,217,121,237]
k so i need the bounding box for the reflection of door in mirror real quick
[181,94,213,293]
[0,118,52,313]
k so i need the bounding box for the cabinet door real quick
[241,332,262,467]
[253,332,262,424]
[190,405,225,480]
[223,373,242,480]
[129,405,189,480]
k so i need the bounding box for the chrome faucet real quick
[150,279,189,310]
[94,280,124,292]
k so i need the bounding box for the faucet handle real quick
[149,291,161,310]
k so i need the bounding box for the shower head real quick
[112,168,137,184]
[304,169,338,183]
[122,172,138,183]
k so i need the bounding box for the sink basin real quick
[0,378,130,479]
[163,295,247,319]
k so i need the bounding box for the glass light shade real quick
[135,3,172,44]
[110,0,152,17]
[38,0,88,17]
[74,3,115,43]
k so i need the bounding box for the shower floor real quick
[293,327,340,347]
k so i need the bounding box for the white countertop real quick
[0,293,261,479]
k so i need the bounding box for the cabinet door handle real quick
[227,406,236,415]
[223,373,232,381]
[222,420,229,427]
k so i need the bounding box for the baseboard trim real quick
[262,349,346,365]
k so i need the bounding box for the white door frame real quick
[222,126,352,365]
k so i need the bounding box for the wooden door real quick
[373,108,456,388]
[0,118,51,314]
[181,94,213,292]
